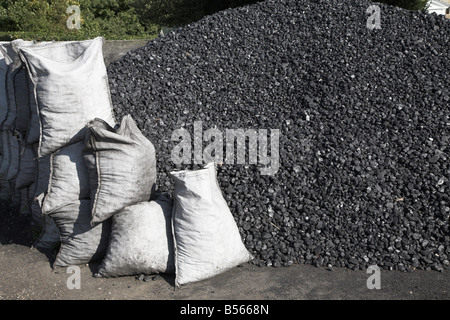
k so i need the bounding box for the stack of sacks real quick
[82,116,251,285]
[1,38,111,256]
[1,40,61,218]
[0,40,60,249]
[84,115,163,276]
[2,36,251,285]
[94,161,252,287]
[1,39,69,247]
[14,37,117,262]
[46,112,157,267]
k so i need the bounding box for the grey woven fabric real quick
[17,37,116,157]
[29,154,50,227]
[97,194,175,278]
[14,143,37,190]
[30,154,61,250]
[42,140,90,215]
[0,42,9,129]
[51,200,111,268]
[0,130,10,179]
[12,67,30,134]
[84,114,157,224]
[11,40,53,144]
[0,42,17,131]
[0,179,11,200]
[33,215,61,251]
[171,163,252,287]
[3,131,19,181]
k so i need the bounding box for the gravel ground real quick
[1,207,449,301]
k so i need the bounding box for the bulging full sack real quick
[97,194,175,278]
[84,114,157,224]
[171,162,252,287]
[41,140,90,215]
[17,37,116,157]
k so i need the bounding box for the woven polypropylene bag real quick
[0,130,20,181]
[14,143,37,190]
[0,42,10,129]
[84,114,157,224]
[0,130,9,179]
[29,154,50,226]
[51,200,111,268]
[0,41,36,132]
[17,37,116,157]
[33,214,61,250]
[97,194,175,278]
[12,39,94,144]
[11,40,53,144]
[12,67,31,134]
[0,42,17,131]
[28,154,61,250]
[0,179,12,200]
[41,140,90,215]
[171,162,252,287]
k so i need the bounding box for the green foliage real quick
[0,0,156,40]
[0,0,261,41]
[1,0,68,32]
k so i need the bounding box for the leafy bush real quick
[0,0,156,40]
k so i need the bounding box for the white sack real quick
[84,114,157,224]
[170,162,252,287]
[17,37,116,157]
[41,140,90,215]
[97,194,175,278]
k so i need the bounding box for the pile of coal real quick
[107,0,450,271]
